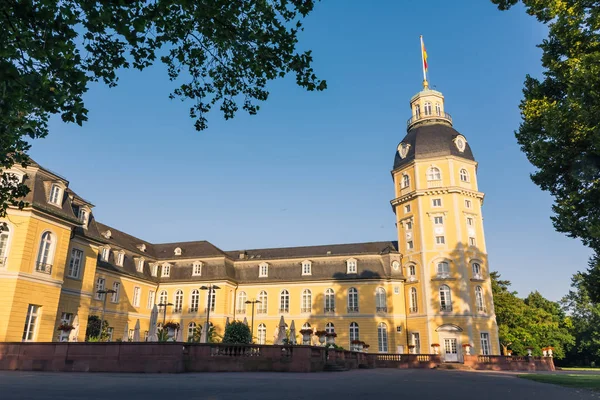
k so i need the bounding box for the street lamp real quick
[157,302,174,326]
[245,299,261,342]
[96,289,116,339]
[200,285,220,343]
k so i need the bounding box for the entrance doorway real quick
[443,338,458,362]
[436,324,464,363]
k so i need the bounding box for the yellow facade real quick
[0,84,499,359]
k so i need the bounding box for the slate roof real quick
[393,123,475,170]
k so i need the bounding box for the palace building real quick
[0,81,500,359]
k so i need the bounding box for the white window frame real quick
[409,287,418,313]
[257,291,268,314]
[236,291,247,314]
[162,263,171,277]
[404,204,411,213]
[349,322,359,346]
[346,258,357,274]
[378,323,389,353]
[402,174,410,188]
[472,262,482,279]
[465,199,472,208]
[136,258,144,273]
[116,251,125,267]
[174,247,182,256]
[259,262,268,278]
[347,287,359,312]
[475,286,486,312]
[432,198,442,207]
[459,168,469,182]
[434,216,443,225]
[150,263,158,277]
[423,102,432,116]
[0,224,12,268]
[301,289,312,313]
[78,208,89,226]
[439,285,452,312]
[95,277,106,300]
[324,288,335,312]
[67,248,84,279]
[279,289,290,313]
[257,323,267,345]
[36,231,55,272]
[192,261,202,276]
[147,290,155,309]
[206,291,216,312]
[411,332,421,354]
[158,290,168,306]
[49,184,62,205]
[435,103,441,116]
[133,286,141,307]
[174,289,183,313]
[408,264,416,278]
[414,104,421,118]
[407,240,414,250]
[375,288,386,312]
[101,247,110,262]
[435,236,445,245]
[480,333,491,355]
[469,237,476,246]
[467,217,474,226]
[301,260,312,276]
[111,282,120,303]
[190,289,200,312]
[437,261,450,277]
[427,167,441,181]
[22,304,40,342]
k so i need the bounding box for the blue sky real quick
[31,0,591,301]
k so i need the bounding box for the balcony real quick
[406,111,452,129]
[279,308,289,314]
[36,262,52,274]
[427,179,443,189]
[300,307,311,313]
[324,307,335,313]
[347,306,359,313]
[376,306,388,313]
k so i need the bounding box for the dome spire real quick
[420,36,429,89]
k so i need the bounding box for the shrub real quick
[222,321,251,344]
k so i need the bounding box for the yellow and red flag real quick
[421,37,428,73]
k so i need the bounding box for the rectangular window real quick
[467,217,474,226]
[259,264,268,277]
[411,332,420,354]
[434,216,443,225]
[406,221,412,230]
[432,198,442,207]
[435,236,445,245]
[95,277,106,300]
[192,263,202,276]
[128,329,134,341]
[147,290,155,309]
[101,247,110,262]
[469,237,476,246]
[136,259,144,273]
[407,241,414,250]
[22,304,40,342]
[116,252,124,266]
[405,204,411,213]
[67,248,84,279]
[465,199,472,208]
[302,262,311,276]
[151,264,158,277]
[111,282,120,303]
[480,333,491,355]
[162,264,170,277]
[133,286,141,307]
[347,260,357,274]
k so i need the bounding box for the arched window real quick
[460,168,469,182]
[0,225,11,267]
[301,289,312,313]
[439,285,452,311]
[279,290,290,313]
[427,167,441,181]
[475,286,486,312]
[435,103,441,116]
[378,323,389,353]
[424,102,432,116]
[187,322,196,342]
[409,287,418,313]
[349,322,359,346]
[257,323,266,344]
[437,262,450,277]
[237,291,247,314]
[158,290,167,306]
[36,231,54,273]
[325,288,335,312]
[408,265,416,278]
[402,174,410,189]
[325,322,335,334]
[414,104,421,118]
[347,287,358,313]
[375,288,387,312]
[190,289,200,312]
[257,291,267,314]
[206,290,216,312]
[174,290,183,313]
[472,263,482,278]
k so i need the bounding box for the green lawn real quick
[560,367,600,371]
[519,374,600,391]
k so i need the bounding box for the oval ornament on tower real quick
[398,143,411,159]
[453,135,467,153]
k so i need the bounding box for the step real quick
[436,363,473,371]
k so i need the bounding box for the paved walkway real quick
[0,369,597,400]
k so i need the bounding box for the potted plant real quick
[314,330,327,346]
[526,346,534,357]
[325,332,337,347]
[408,344,416,354]
[351,339,362,351]
[57,323,75,332]
[362,343,370,352]
[430,343,440,354]
[546,346,554,357]
[462,343,472,355]
[299,328,313,345]
[506,350,513,357]
[163,321,180,339]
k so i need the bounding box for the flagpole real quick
[420,35,428,89]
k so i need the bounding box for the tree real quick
[222,321,252,344]
[561,273,600,366]
[491,272,574,358]
[0,0,326,221]
[490,0,600,300]
[84,315,109,341]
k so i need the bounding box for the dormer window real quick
[78,208,89,226]
[346,258,357,274]
[101,247,110,262]
[192,261,202,276]
[302,260,312,276]
[162,263,171,277]
[174,247,182,256]
[135,258,144,273]
[259,262,268,278]
[115,251,124,267]
[49,184,62,205]
[150,263,158,277]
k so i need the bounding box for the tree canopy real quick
[490,0,600,300]
[0,0,325,220]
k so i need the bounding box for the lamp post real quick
[157,302,174,326]
[245,299,261,342]
[97,289,116,340]
[200,285,220,343]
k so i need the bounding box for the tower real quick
[391,43,499,359]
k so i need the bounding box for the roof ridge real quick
[228,240,397,254]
